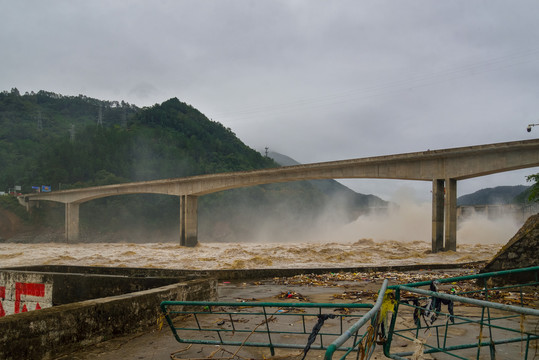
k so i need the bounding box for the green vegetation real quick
[0,88,138,191]
[0,89,274,191]
[457,185,531,206]
[0,196,28,221]
[525,173,539,202]
[0,88,382,242]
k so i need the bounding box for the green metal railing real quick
[383,266,539,360]
[324,279,389,360]
[160,299,374,358]
[161,266,538,359]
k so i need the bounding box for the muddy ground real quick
[53,267,538,360]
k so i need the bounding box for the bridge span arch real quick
[22,139,539,251]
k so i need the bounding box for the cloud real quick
[2,0,539,199]
[128,82,159,101]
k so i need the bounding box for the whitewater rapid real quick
[0,239,500,270]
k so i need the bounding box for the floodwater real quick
[1,206,519,269]
[0,238,501,269]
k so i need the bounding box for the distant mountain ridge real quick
[268,151,388,218]
[457,185,530,206]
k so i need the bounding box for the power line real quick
[97,105,103,126]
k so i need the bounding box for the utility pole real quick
[122,106,127,129]
[69,124,75,143]
[265,147,269,157]
[36,111,43,132]
[97,105,103,126]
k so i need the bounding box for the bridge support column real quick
[65,203,80,242]
[431,179,444,253]
[180,195,198,247]
[444,178,457,252]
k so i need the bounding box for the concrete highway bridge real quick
[21,139,539,252]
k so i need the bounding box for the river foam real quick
[0,239,500,270]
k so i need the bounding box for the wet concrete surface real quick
[54,270,538,360]
[54,278,384,360]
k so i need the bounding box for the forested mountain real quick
[457,185,531,206]
[0,88,274,190]
[0,88,385,242]
[0,88,138,190]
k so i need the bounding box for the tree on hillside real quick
[527,173,539,202]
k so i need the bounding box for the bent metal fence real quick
[382,266,539,360]
[161,267,538,359]
[160,282,384,360]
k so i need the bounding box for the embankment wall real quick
[5,262,485,282]
[0,269,216,360]
[0,269,191,317]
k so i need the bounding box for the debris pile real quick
[271,269,478,287]
[276,291,309,301]
[332,290,377,301]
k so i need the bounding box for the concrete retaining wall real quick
[0,271,54,317]
[0,277,217,360]
[0,269,189,317]
[5,262,486,282]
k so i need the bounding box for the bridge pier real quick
[431,178,457,252]
[65,203,80,242]
[444,178,457,252]
[180,195,198,247]
[432,180,444,252]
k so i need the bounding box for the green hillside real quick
[0,89,385,242]
[457,185,531,206]
[0,89,274,189]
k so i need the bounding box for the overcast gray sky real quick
[2,0,538,201]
